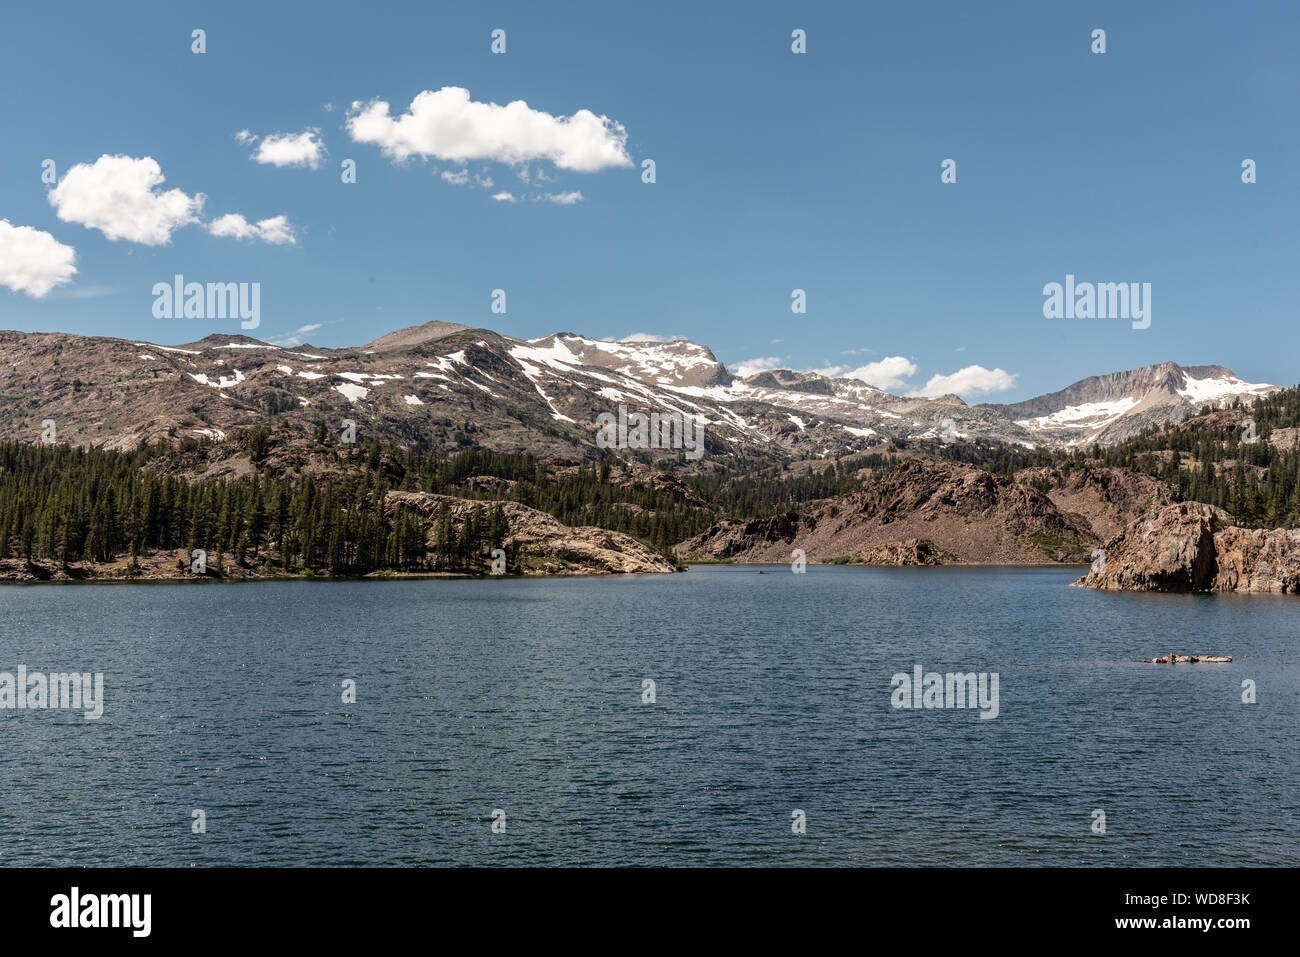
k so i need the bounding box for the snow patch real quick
[334,383,369,403]
[189,369,246,389]
[1178,374,1274,406]
[1016,397,1139,429]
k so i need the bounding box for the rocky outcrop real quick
[384,491,676,575]
[1018,466,1182,542]
[0,549,303,582]
[857,538,953,566]
[1076,501,1300,593]
[1202,523,1300,593]
[1138,654,1232,663]
[676,510,806,562]
[678,459,1096,565]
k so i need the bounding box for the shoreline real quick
[0,561,1096,585]
[685,560,1089,569]
[0,568,680,585]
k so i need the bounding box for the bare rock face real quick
[383,491,676,575]
[1077,501,1300,594]
[464,475,515,493]
[1077,502,1222,591]
[1266,426,1300,451]
[678,459,1095,565]
[677,511,806,562]
[1018,466,1182,542]
[1209,524,1300,593]
[857,538,952,566]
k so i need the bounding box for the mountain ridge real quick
[0,321,1279,459]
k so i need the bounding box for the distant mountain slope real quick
[0,323,1279,460]
[980,361,1276,447]
[361,320,471,352]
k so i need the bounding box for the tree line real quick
[0,442,509,575]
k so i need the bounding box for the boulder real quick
[858,538,952,566]
[384,491,676,575]
[1077,501,1300,593]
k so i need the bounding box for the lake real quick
[0,565,1295,866]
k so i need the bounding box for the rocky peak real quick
[743,370,836,395]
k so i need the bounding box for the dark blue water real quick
[0,565,1295,866]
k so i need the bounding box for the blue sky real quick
[1,0,1296,402]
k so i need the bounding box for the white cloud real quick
[620,333,685,343]
[839,356,918,391]
[0,220,77,297]
[45,283,117,300]
[234,129,256,145]
[50,154,291,247]
[268,323,323,347]
[910,365,1017,398]
[723,353,1016,400]
[491,192,517,202]
[207,213,296,245]
[442,168,497,189]
[516,167,554,185]
[731,356,785,377]
[346,86,632,172]
[497,190,585,205]
[249,128,325,169]
[48,154,204,245]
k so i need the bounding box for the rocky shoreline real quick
[0,562,676,583]
[1075,501,1300,594]
[0,555,675,583]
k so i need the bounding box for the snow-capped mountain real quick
[979,362,1277,447]
[0,322,1280,460]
